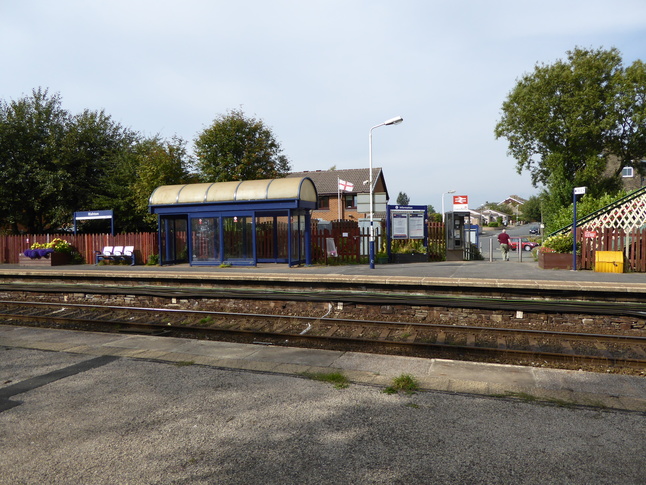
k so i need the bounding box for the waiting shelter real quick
[148,177,317,266]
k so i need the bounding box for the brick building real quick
[287,168,390,222]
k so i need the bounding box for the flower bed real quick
[21,238,75,266]
[537,233,580,270]
[19,252,71,266]
[538,251,580,270]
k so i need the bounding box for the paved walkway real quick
[1,324,644,412]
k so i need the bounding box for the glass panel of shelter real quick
[191,217,219,263]
[185,210,308,266]
[160,216,188,265]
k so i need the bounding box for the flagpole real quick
[337,178,341,221]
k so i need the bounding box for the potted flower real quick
[538,233,580,270]
[21,238,76,266]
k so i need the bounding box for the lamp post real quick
[441,190,456,223]
[369,115,403,269]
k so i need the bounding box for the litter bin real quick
[594,251,624,273]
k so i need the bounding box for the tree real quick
[194,109,291,182]
[495,47,646,208]
[396,192,410,205]
[519,194,543,222]
[0,88,70,233]
[0,88,155,234]
[129,135,194,229]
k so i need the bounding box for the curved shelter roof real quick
[149,177,317,206]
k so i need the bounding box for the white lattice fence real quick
[584,192,646,231]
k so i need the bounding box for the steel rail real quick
[0,300,644,343]
[1,283,646,317]
[0,300,644,369]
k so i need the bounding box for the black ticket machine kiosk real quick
[445,211,470,261]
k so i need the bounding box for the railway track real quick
[1,282,646,317]
[1,300,645,371]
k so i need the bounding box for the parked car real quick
[509,237,540,251]
[528,227,539,235]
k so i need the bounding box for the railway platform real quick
[1,323,645,412]
[1,260,645,412]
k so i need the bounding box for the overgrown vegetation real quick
[384,374,420,395]
[301,371,350,389]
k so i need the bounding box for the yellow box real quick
[594,251,624,273]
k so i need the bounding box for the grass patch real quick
[384,373,420,395]
[198,316,214,325]
[497,392,576,408]
[302,371,350,389]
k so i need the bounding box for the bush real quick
[541,233,579,254]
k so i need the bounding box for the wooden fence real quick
[10,223,646,271]
[578,226,646,272]
[311,220,446,264]
[0,233,158,265]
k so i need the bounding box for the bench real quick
[95,246,136,265]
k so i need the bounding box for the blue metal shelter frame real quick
[148,178,317,267]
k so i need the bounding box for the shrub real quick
[540,233,579,254]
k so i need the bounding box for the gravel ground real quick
[1,347,645,485]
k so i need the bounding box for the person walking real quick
[498,229,511,261]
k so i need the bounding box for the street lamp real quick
[369,116,403,269]
[441,190,456,223]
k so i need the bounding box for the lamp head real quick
[448,189,456,194]
[384,116,403,126]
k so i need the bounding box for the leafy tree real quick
[0,88,158,234]
[63,109,137,217]
[129,135,194,229]
[0,88,70,233]
[396,191,410,205]
[194,109,291,182]
[495,47,646,208]
[519,195,543,222]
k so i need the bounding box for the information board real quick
[392,213,408,238]
[387,205,427,240]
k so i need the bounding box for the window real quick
[344,194,357,209]
[318,196,329,209]
[622,166,634,178]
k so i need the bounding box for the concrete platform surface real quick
[1,325,644,412]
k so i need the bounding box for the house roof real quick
[500,195,527,205]
[287,168,385,196]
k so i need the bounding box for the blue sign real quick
[74,210,113,220]
[73,210,114,235]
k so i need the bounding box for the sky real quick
[2,1,646,212]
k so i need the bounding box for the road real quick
[479,223,539,261]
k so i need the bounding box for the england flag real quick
[338,179,354,192]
